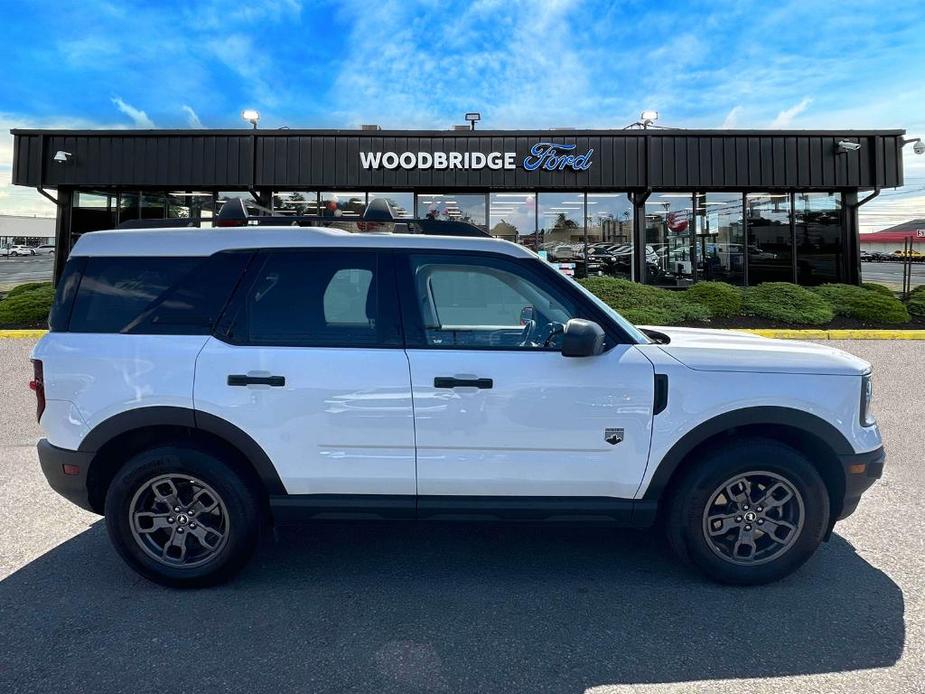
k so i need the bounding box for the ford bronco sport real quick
[32,224,884,586]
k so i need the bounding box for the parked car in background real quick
[34,244,56,255]
[4,245,36,257]
[892,248,923,261]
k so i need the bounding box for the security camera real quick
[914,141,925,155]
[53,151,72,164]
[835,141,861,153]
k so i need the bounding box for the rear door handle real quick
[227,374,286,387]
[434,377,493,389]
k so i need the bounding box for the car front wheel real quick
[104,444,261,587]
[666,438,830,585]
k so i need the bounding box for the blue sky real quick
[2,0,924,229]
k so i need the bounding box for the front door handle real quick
[434,377,493,389]
[227,374,286,387]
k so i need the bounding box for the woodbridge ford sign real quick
[359,142,594,172]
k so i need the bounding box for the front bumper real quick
[836,445,885,521]
[37,438,97,513]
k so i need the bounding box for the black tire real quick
[104,444,261,588]
[666,438,830,585]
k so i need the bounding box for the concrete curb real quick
[1,328,923,340]
[0,330,49,339]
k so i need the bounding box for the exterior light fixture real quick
[53,151,72,164]
[465,112,481,131]
[902,137,925,155]
[640,110,659,128]
[241,109,261,129]
[835,140,861,154]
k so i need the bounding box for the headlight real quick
[860,374,875,427]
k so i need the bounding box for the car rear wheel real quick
[104,444,261,587]
[666,438,830,585]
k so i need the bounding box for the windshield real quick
[562,273,651,344]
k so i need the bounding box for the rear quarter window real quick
[65,253,249,334]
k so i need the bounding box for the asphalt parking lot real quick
[0,255,53,291]
[861,261,925,289]
[0,338,922,694]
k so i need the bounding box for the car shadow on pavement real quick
[0,520,904,693]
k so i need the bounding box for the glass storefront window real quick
[72,191,116,238]
[166,193,190,219]
[587,194,634,279]
[167,192,216,220]
[645,194,695,286]
[368,192,413,218]
[489,193,536,244]
[321,191,366,217]
[118,192,140,224]
[747,194,793,284]
[417,193,487,229]
[795,193,843,285]
[218,192,269,216]
[141,193,167,220]
[273,191,319,216]
[695,193,745,285]
[537,193,585,272]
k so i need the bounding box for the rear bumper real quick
[836,445,885,521]
[37,438,97,513]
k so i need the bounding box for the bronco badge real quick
[604,428,624,446]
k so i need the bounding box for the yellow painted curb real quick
[0,329,47,339]
[742,329,925,340]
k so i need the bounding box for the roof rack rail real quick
[117,197,490,237]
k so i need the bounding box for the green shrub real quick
[861,282,894,297]
[0,284,54,326]
[813,283,909,325]
[579,277,710,325]
[907,297,925,319]
[909,285,925,299]
[743,283,834,325]
[684,281,743,318]
[5,281,52,298]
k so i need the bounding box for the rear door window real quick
[226,249,401,347]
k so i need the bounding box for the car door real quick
[194,248,416,499]
[397,251,655,506]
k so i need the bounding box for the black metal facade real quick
[11,128,905,191]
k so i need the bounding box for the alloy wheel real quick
[128,474,229,568]
[701,471,805,566]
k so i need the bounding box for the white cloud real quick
[206,34,279,108]
[721,106,743,129]
[111,97,155,128]
[769,97,813,128]
[182,105,203,128]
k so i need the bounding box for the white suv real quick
[32,226,884,587]
[6,245,36,256]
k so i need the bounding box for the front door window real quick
[408,254,579,350]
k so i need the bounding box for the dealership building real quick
[9,127,908,285]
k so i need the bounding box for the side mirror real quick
[561,318,605,357]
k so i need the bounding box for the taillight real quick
[30,359,45,423]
